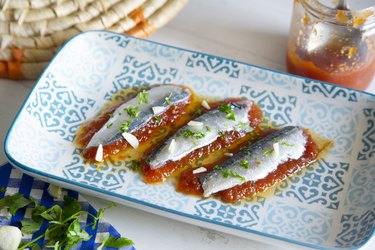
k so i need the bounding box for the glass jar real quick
[287,0,375,90]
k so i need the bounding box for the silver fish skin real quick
[148,100,254,170]
[87,85,191,147]
[200,126,307,197]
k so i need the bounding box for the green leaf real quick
[63,195,81,220]
[46,223,67,242]
[65,220,91,249]
[31,243,42,250]
[124,105,140,118]
[219,104,236,121]
[0,193,33,215]
[40,205,62,221]
[21,219,42,234]
[119,120,131,133]
[100,235,134,249]
[32,205,47,223]
[138,90,149,104]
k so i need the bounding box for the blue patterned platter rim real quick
[4,30,375,250]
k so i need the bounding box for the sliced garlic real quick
[188,121,204,127]
[201,100,211,110]
[273,142,280,157]
[122,132,139,149]
[48,184,62,199]
[152,106,165,114]
[193,167,207,174]
[224,152,234,157]
[168,139,176,154]
[95,144,104,162]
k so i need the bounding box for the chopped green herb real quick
[108,113,114,118]
[219,104,236,121]
[238,121,249,130]
[221,168,231,178]
[153,116,162,125]
[205,125,211,132]
[273,137,279,143]
[164,93,172,105]
[194,131,205,139]
[263,148,274,156]
[119,120,131,133]
[281,141,295,147]
[194,108,202,116]
[183,129,205,139]
[183,129,195,138]
[255,158,262,165]
[124,105,140,118]
[218,131,226,138]
[213,165,220,170]
[239,160,249,169]
[129,160,141,171]
[138,90,149,104]
[106,123,113,128]
[231,171,246,182]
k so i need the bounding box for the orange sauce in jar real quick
[287,46,375,90]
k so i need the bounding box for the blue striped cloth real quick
[0,163,135,250]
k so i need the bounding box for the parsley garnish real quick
[183,129,205,139]
[119,120,131,133]
[164,93,172,105]
[238,121,249,130]
[153,116,162,125]
[108,113,114,118]
[239,160,249,169]
[138,90,149,104]
[264,148,274,156]
[106,123,113,128]
[194,108,202,116]
[0,194,133,249]
[255,158,262,165]
[219,104,235,121]
[218,131,226,138]
[281,141,294,147]
[215,167,246,182]
[273,137,279,142]
[129,160,141,171]
[205,125,211,132]
[124,105,140,117]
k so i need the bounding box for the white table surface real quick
[1,0,374,249]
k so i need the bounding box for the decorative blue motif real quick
[100,32,131,48]
[274,159,350,210]
[357,108,375,160]
[186,53,240,78]
[178,72,235,98]
[63,149,127,191]
[301,79,358,102]
[104,55,178,100]
[194,196,265,229]
[133,39,185,62]
[239,85,296,126]
[242,65,298,90]
[261,201,333,245]
[25,72,96,142]
[344,164,375,211]
[335,208,375,248]
[124,178,189,211]
[299,100,358,156]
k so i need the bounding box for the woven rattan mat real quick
[0,0,188,80]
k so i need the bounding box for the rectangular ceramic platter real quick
[5,31,375,250]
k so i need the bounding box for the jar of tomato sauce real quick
[287,0,375,90]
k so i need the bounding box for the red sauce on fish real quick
[177,131,319,203]
[141,102,263,183]
[76,87,195,161]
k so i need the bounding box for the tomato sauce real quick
[177,131,319,204]
[141,102,263,183]
[75,87,197,161]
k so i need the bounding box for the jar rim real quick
[300,0,375,29]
